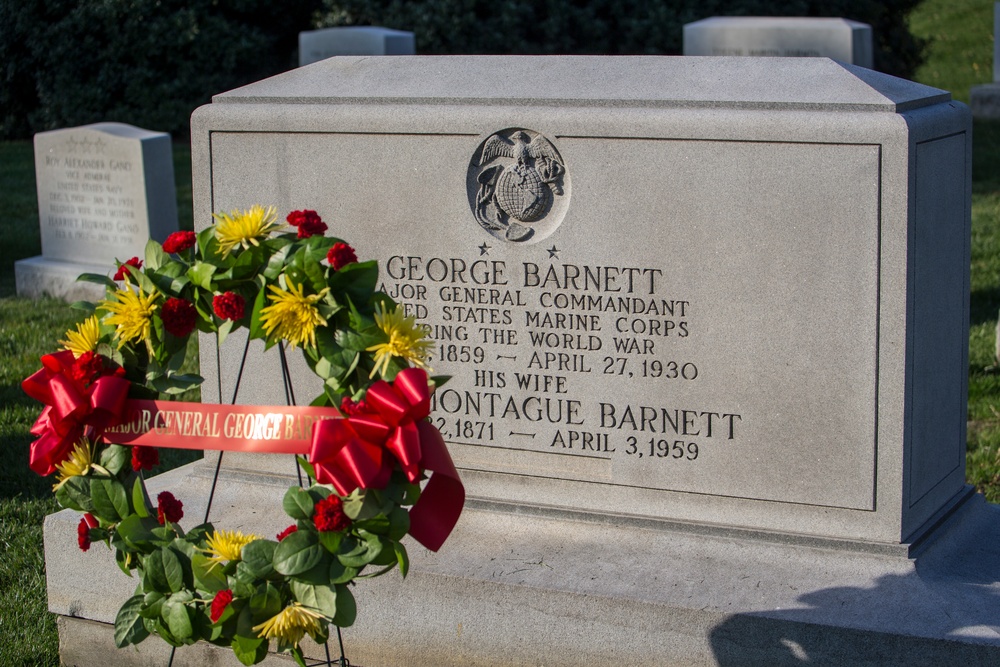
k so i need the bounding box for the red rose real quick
[210,589,234,623]
[276,525,298,542]
[113,257,142,281]
[77,513,98,552]
[131,445,159,472]
[162,231,196,254]
[157,491,184,525]
[326,242,357,271]
[161,298,197,337]
[313,495,350,533]
[287,210,327,239]
[213,292,245,321]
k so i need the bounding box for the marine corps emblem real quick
[468,128,569,243]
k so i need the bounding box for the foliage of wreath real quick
[25,206,446,666]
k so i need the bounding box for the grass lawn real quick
[0,1,997,663]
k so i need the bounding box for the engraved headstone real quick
[46,58,1000,666]
[970,3,1000,118]
[298,26,415,66]
[15,123,178,300]
[684,16,874,68]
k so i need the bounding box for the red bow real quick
[309,367,464,551]
[22,351,130,476]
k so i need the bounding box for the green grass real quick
[0,140,196,666]
[910,0,994,105]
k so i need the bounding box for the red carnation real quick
[131,445,159,472]
[210,589,234,623]
[157,491,184,525]
[66,350,104,389]
[313,495,350,533]
[162,231,196,254]
[276,525,298,542]
[287,210,327,239]
[77,513,98,552]
[339,396,369,417]
[213,292,245,321]
[326,243,357,271]
[161,297,197,337]
[113,256,143,281]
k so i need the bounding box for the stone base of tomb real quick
[44,458,1000,667]
[14,255,110,301]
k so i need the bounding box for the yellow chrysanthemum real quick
[252,602,326,648]
[213,205,283,258]
[202,529,259,567]
[259,280,330,349]
[59,315,101,357]
[53,439,96,490]
[366,305,434,378]
[100,282,158,348]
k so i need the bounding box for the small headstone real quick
[970,3,1000,118]
[684,16,873,68]
[15,122,178,300]
[298,26,415,66]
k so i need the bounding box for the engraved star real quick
[93,138,106,154]
[80,138,93,153]
[479,243,491,256]
[547,245,559,258]
[66,138,79,153]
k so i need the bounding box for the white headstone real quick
[684,16,874,68]
[298,26,415,66]
[15,122,178,300]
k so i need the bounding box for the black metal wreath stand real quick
[160,336,350,666]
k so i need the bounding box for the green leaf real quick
[145,239,167,271]
[272,530,324,576]
[241,539,277,579]
[69,300,96,313]
[248,287,267,339]
[317,530,342,554]
[187,261,217,290]
[282,486,314,521]
[114,595,149,648]
[217,318,234,346]
[232,634,268,666]
[162,592,194,643]
[327,559,358,585]
[139,592,165,619]
[388,506,410,541]
[290,580,337,618]
[132,477,151,519]
[192,552,229,593]
[99,444,130,476]
[162,546,186,593]
[116,514,159,551]
[249,582,282,623]
[91,478,129,522]
[394,541,410,578]
[56,475,93,512]
[76,272,116,288]
[332,584,357,627]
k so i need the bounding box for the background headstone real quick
[684,16,873,68]
[298,26,415,66]
[970,3,1000,118]
[15,122,178,300]
[45,58,1000,666]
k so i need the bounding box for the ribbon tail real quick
[408,421,465,552]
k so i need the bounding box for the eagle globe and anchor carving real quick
[469,128,569,242]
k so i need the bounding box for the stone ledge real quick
[45,461,1000,666]
[14,255,110,302]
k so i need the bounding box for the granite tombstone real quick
[298,26,415,66]
[45,57,1000,666]
[15,123,178,300]
[684,17,874,68]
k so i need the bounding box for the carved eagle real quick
[480,131,560,166]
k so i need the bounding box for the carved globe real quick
[495,164,552,223]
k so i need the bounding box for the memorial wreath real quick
[22,206,464,666]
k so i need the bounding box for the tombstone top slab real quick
[214,56,949,113]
